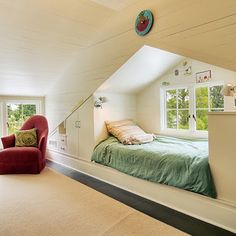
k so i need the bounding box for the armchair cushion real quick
[1,134,15,149]
[15,128,37,147]
[0,147,42,174]
[0,115,48,174]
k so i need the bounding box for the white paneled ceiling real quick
[1,0,236,99]
[90,0,141,10]
[97,45,183,94]
[0,0,114,96]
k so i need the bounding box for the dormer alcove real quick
[47,45,236,232]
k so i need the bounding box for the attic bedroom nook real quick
[1,0,236,235]
[47,45,236,233]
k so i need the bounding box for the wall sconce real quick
[221,84,236,96]
[94,97,107,108]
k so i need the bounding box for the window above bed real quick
[161,83,224,136]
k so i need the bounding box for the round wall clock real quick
[135,10,153,36]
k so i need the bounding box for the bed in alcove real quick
[91,135,216,198]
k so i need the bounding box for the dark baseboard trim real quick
[46,160,235,236]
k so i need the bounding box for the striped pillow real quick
[105,120,153,145]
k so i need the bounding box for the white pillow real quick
[105,119,153,145]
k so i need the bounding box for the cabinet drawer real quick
[58,135,67,144]
[58,144,67,152]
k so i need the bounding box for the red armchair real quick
[0,115,48,174]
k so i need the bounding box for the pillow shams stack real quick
[105,119,153,145]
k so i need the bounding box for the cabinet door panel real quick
[78,98,94,161]
[65,110,79,156]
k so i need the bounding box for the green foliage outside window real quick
[178,89,189,109]
[195,87,208,130]
[178,89,189,129]
[178,110,189,129]
[167,110,177,129]
[196,110,208,130]
[7,104,36,134]
[166,89,189,130]
[166,90,177,109]
[210,85,224,109]
[195,85,223,130]
[196,87,208,108]
[166,85,223,131]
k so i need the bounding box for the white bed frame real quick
[47,149,236,234]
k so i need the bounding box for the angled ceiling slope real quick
[90,0,141,10]
[0,0,115,97]
[96,45,184,94]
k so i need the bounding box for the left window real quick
[6,102,39,134]
[166,88,190,130]
[0,100,42,138]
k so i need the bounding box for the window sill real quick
[159,129,208,139]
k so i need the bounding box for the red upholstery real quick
[0,115,48,174]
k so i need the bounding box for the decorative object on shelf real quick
[162,81,170,86]
[196,70,211,83]
[174,69,179,76]
[183,66,192,75]
[182,60,192,76]
[220,84,236,96]
[183,61,188,67]
[135,10,153,36]
[94,97,107,108]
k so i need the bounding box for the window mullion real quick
[164,90,167,129]
[208,86,210,112]
[163,84,223,134]
[189,87,195,132]
[176,89,179,129]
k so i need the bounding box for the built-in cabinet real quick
[48,97,94,161]
[77,99,94,161]
[57,134,67,152]
[208,112,236,204]
[65,110,80,156]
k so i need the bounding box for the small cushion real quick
[105,119,153,145]
[15,128,38,147]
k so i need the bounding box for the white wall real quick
[47,60,236,231]
[48,93,136,159]
[45,0,236,133]
[208,112,236,205]
[94,92,136,145]
[48,97,94,161]
[137,58,236,134]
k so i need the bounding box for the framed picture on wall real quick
[196,70,211,83]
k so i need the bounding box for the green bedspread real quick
[91,136,216,198]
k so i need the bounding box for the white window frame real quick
[2,99,42,136]
[164,86,190,131]
[161,82,224,138]
[0,102,3,137]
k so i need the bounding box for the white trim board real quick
[47,150,236,234]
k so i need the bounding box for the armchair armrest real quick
[38,136,45,151]
[1,134,15,149]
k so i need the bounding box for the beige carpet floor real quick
[0,167,189,236]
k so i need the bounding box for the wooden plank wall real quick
[45,0,236,131]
